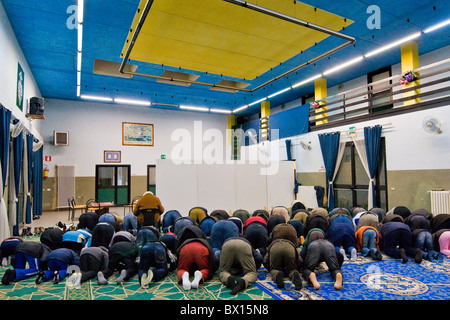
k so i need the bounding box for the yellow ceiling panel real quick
[121,0,353,80]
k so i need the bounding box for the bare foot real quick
[334,272,343,290]
[309,273,321,290]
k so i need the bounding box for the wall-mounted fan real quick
[300,141,312,150]
[422,117,443,134]
[33,139,44,152]
[10,120,24,138]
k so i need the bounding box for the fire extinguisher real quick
[43,165,49,179]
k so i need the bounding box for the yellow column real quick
[227,115,235,146]
[314,78,328,125]
[261,100,270,118]
[260,101,270,141]
[401,41,420,106]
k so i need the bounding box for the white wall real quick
[156,160,295,215]
[280,105,450,173]
[0,2,42,141]
[41,99,229,177]
[254,45,450,174]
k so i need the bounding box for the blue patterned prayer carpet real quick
[256,254,450,300]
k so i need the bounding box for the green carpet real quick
[0,267,277,300]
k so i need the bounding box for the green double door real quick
[95,165,130,206]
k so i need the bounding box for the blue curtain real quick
[33,143,43,217]
[268,103,310,139]
[0,105,11,192]
[364,125,382,209]
[285,139,292,160]
[12,127,23,236]
[318,132,341,210]
[25,134,34,224]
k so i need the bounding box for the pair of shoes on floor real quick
[33,227,45,235]
[20,227,33,237]
[56,221,67,231]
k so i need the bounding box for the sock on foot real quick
[374,250,382,261]
[415,248,423,264]
[399,248,408,263]
[116,269,127,285]
[226,276,236,289]
[191,270,203,289]
[97,271,108,285]
[2,269,15,285]
[293,271,303,290]
[182,271,191,290]
[275,271,284,289]
[231,277,245,295]
[350,248,357,261]
[340,248,348,261]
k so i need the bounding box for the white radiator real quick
[56,165,75,208]
[429,190,450,216]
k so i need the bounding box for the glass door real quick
[368,66,393,113]
[333,139,387,210]
[147,165,156,194]
[96,165,131,205]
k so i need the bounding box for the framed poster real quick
[16,63,24,111]
[122,122,154,146]
[104,150,121,163]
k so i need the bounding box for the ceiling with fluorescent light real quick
[121,0,352,80]
[2,0,450,115]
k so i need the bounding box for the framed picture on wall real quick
[104,150,121,163]
[122,122,154,146]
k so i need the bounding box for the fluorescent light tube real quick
[77,24,83,52]
[76,85,81,97]
[364,32,422,58]
[292,74,322,88]
[424,18,450,33]
[210,108,232,114]
[179,105,210,112]
[77,52,82,71]
[248,97,267,107]
[77,0,84,24]
[77,71,81,86]
[268,87,291,99]
[323,56,364,76]
[233,105,248,113]
[114,98,151,106]
[81,95,113,102]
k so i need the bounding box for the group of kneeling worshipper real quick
[1,191,450,295]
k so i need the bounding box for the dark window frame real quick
[95,164,131,205]
[367,66,393,113]
[332,137,388,210]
